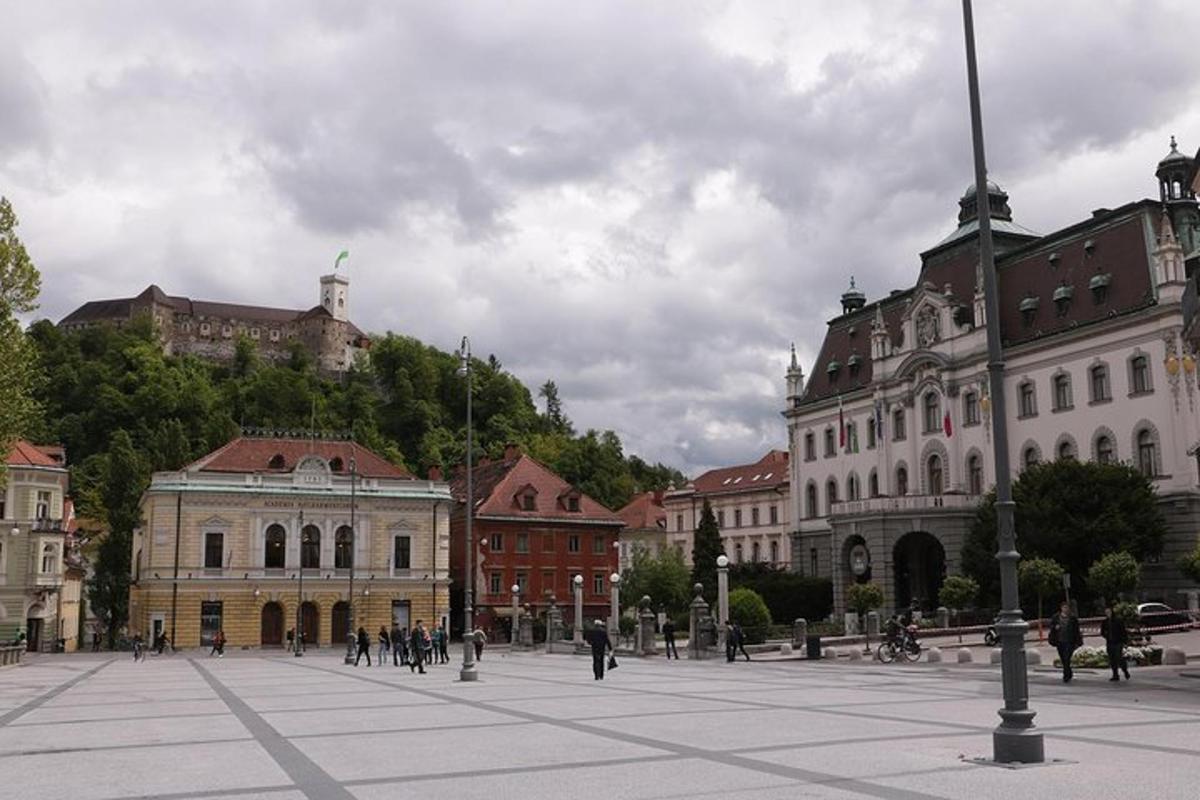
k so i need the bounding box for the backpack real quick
[1048,620,1060,648]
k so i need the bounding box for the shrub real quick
[728,563,833,622]
[846,582,884,617]
[1087,552,1140,605]
[1178,543,1200,584]
[728,587,772,644]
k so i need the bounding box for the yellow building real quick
[129,436,452,650]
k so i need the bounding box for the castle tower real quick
[840,276,866,315]
[320,272,349,321]
[1156,137,1200,261]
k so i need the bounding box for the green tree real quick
[938,575,980,642]
[962,460,1164,606]
[690,500,723,599]
[538,379,573,435]
[846,582,884,620]
[620,545,691,616]
[1018,557,1065,640]
[1086,551,1140,607]
[727,587,772,644]
[0,197,42,482]
[1179,544,1200,584]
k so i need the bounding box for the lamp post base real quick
[993,726,1044,765]
[458,665,479,681]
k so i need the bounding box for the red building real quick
[448,445,623,638]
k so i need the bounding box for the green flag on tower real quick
[334,250,350,270]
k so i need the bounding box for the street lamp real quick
[572,574,584,646]
[510,583,521,645]
[608,572,621,641]
[295,510,307,658]
[961,0,1042,764]
[10,525,18,537]
[458,336,479,682]
[716,554,730,653]
[344,456,358,666]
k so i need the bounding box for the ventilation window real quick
[1048,252,1061,267]
[1018,295,1039,327]
[329,457,344,472]
[826,359,841,382]
[847,353,862,376]
[1052,285,1073,317]
[1083,239,1096,256]
[268,454,285,469]
[1089,273,1111,305]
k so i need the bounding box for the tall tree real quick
[690,499,724,599]
[538,379,573,435]
[620,544,691,616]
[0,197,42,482]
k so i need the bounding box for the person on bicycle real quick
[884,614,903,645]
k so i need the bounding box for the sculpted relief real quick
[916,306,941,348]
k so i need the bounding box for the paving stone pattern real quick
[0,648,1197,799]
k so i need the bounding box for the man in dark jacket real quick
[390,625,403,666]
[409,622,427,674]
[586,620,612,680]
[1100,605,1131,682]
[1049,601,1083,683]
[662,619,678,659]
[354,626,371,666]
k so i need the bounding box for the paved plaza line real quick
[289,659,951,800]
[189,658,354,800]
[0,659,113,727]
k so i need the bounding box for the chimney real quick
[504,442,521,460]
[428,464,443,482]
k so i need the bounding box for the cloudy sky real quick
[4,1,1199,476]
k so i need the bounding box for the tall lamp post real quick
[343,456,358,665]
[295,510,306,658]
[572,574,584,646]
[961,0,1042,764]
[716,554,730,653]
[458,336,479,682]
[510,584,521,646]
[608,573,621,642]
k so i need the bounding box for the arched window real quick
[963,391,980,425]
[892,407,907,441]
[927,454,943,496]
[1052,373,1072,411]
[1130,354,1152,394]
[268,453,286,469]
[1023,446,1040,470]
[334,525,354,569]
[751,542,761,562]
[824,426,836,457]
[1089,364,1111,402]
[41,544,56,574]
[923,392,940,433]
[868,469,879,498]
[826,478,839,512]
[264,524,286,569]
[895,466,908,496]
[1136,428,1158,477]
[847,474,860,501]
[300,525,321,569]
[1057,439,1076,460]
[967,454,983,495]
[769,540,779,564]
[806,482,819,518]
[734,543,744,563]
[1096,435,1115,465]
[1018,381,1037,417]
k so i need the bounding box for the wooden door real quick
[300,602,319,647]
[261,602,283,647]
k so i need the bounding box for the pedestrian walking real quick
[662,618,678,659]
[725,622,736,662]
[437,624,449,663]
[421,625,434,665]
[354,626,372,666]
[390,624,403,666]
[210,630,226,658]
[286,628,295,653]
[1049,601,1083,683]
[732,622,751,662]
[409,622,427,674]
[92,629,102,652]
[132,633,144,662]
[377,626,390,667]
[472,627,486,661]
[1100,604,1131,682]
[586,620,613,680]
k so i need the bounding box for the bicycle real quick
[876,627,922,663]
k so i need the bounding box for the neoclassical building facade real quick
[786,140,1200,616]
[129,437,451,649]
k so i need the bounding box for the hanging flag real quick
[874,401,883,440]
[943,407,953,437]
[838,396,846,449]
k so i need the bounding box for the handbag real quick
[607,654,618,670]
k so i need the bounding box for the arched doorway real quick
[892,532,945,612]
[331,601,350,645]
[260,602,283,647]
[299,601,319,647]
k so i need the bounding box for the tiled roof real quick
[616,491,666,531]
[692,450,789,495]
[187,437,412,479]
[448,453,624,524]
[5,439,64,468]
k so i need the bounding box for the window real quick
[542,533,555,552]
[847,474,860,501]
[1090,364,1111,402]
[893,408,906,441]
[1018,381,1037,418]
[270,328,280,342]
[516,533,529,553]
[806,483,818,518]
[1131,355,1152,394]
[751,507,760,526]
[734,509,743,528]
[593,573,605,595]
[868,470,879,498]
[923,393,940,433]
[1096,435,1115,465]
[1023,447,1040,470]
[489,572,502,595]
[1052,373,1072,411]
[541,571,555,596]
[522,494,536,511]
[1137,429,1158,477]
[964,392,980,426]
[769,540,779,563]
[810,547,819,577]
[751,542,761,562]
[35,491,50,520]
[967,455,983,495]
[896,466,908,496]
[826,478,838,512]
[824,427,836,457]
[867,417,876,448]
[264,525,286,569]
[1058,440,1076,460]
[735,543,744,563]
[717,510,725,528]
[204,533,224,569]
[334,526,353,569]
[301,526,320,569]
[516,572,528,593]
[927,455,943,496]
[200,601,223,648]
[592,534,606,555]
[393,535,411,570]
[769,505,778,525]
[804,432,816,461]
[41,543,56,574]
[568,534,580,553]
[845,421,857,453]
[490,533,503,551]
[676,514,684,532]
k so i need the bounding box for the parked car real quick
[1136,602,1192,633]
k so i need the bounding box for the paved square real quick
[1,649,1197,799]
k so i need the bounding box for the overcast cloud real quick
[4,1,1200,476]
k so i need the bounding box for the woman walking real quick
[354,626,372,666]
[377,626,390,667]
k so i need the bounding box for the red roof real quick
[692,450,789,495]
[5,440,64,468]
[449,453,623,525]
[616,491,666,531]
[187,437,412,479]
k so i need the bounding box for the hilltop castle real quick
[59,271,368,373]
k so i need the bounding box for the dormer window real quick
[826,359,841,382]
[568,496,580,512]
[329,457,344,472]
[1018,295,1039,327]
[515,484,539,512]
[268,453,286,469]
[1052,285,1073,317]
[1083,239,1096,256]
[1089,273,1111,305]
[1048,252,1060,267]
[523,495,536,511]
[559,488,582,513]
[847,353,862,377]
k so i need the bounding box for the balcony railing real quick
[830,493,981,517]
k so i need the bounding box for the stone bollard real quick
[957,648,973,663]
[846,647,863,662]
[927,647,943,663]
[936,606,950,629]
[792,618,808,648]
[989,648,1002,664]
[780,642,793,656]
[1025,649,1042,666]
[866,611,880,638]
[688,583,710,660]
[843,612,860,635]
[824,646,839,659]
[1163,647,1187,665]
[518,612,534,647]
[546,599,563,653]
[639,599,657,656]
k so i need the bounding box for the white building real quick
[785,141,1200,615]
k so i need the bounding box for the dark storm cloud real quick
[4,1,1200,475]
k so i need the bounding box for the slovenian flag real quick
[943,407,953,437]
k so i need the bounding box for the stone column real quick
[518,606,533,647]
[639,596,657,656]
[716,555,730,653]
[573,576,584,646]
[608,573,621,643]
[546,597,562,653]
[510,585,521,647]
[688,583,710,660]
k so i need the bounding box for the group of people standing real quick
[353,622,464,672]
[1049,601,1131,683]
[725,622,750,662]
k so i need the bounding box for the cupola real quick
[1157,136,1196,203]
[840,276,867,314]
[958,180,1013,225]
